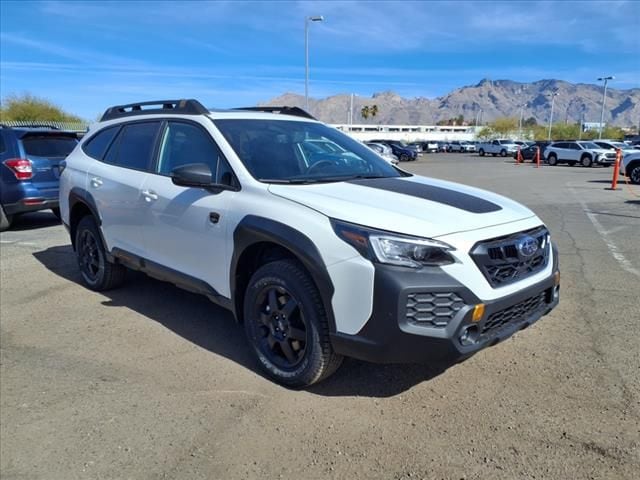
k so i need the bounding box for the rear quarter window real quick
[21,135,78,157]
[83,126,120,160]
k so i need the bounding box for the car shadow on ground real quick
[32,245,449,397]
[6,211,61,231]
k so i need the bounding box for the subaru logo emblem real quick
[517,236,538,258]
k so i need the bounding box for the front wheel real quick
[629,164,640,184]
[500,149,507,157]
[400,153,409,162]
[547,154,558,166]
[75,216,126,291]
[478,149,485,156]
[581,155,593,167]
[243,259,343,387]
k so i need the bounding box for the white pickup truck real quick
[477,139,520,157]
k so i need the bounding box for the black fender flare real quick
[230,215,336,333]
[68,188,107,254]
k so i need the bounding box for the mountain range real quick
[261,79,640,127]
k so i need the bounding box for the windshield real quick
[213,119,402,183]
[579,142,600,149]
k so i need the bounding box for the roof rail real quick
[100,99,209,122]
[232,106,316,120]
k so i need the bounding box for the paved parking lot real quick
[1,154,639,479]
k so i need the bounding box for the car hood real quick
[268,175,536,238]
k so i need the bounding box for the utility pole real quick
[548,92,559,141]
[304,15,324,112]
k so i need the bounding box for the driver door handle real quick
[142,189,158,202]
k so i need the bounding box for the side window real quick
[104,122,160,171]
[157,122,224,178]
[492,140,499,145]
[569,143,580,150]
[0,133,6,154]
[83,126,120,160]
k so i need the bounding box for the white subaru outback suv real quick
[59,99,560,387]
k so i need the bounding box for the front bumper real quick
[331,253,559,365]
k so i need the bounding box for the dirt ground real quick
[1,154,638,479]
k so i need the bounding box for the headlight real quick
[331,220,456,268]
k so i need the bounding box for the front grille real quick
[481,292,547,336]
[405,292,465,327]
[471,226,550,287]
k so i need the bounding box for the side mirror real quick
[170,163,237,192]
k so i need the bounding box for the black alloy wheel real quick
[74,216,126,291]
[78,228,104,286]
[630,165,640,184]
[243,259,343,387]
[253,285,308,370]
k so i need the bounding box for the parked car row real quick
[369,139,419,161]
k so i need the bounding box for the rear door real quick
[138,120,237,296]
[87,121,162,256]
[19,132,78,198]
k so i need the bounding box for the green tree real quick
[0,93,84,122]
[361,105,370,120]
[523,117,537,127]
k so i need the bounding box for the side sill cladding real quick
[231,215,336,333]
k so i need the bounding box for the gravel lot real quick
[1,154,639,480]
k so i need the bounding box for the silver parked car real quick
[365,142,399,165]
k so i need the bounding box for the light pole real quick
[518,103,527,139]
[305,15,324,112]
[597,75,614,139]
[475,108,483,128]
[548,92,559,141]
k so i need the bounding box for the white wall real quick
[331,124,480,142]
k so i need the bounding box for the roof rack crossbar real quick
[231,106,316,120]
[100,99,209,121]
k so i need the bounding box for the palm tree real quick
[361,105,370,120]
[370,104,379,118]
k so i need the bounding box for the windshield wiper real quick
[259,174,392,185]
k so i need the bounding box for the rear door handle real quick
[90,177,103,188]
[141,189,158,202]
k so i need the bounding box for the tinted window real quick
[0,134,6,153]
[104,122,160,171]
[157,122,222,177]
[21,135,77,157]
[83,126,119,160]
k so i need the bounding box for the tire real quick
[492,153,497,157]
[629,164,640,185]
[75,216,126,291]
[400,153,409,162]
[243,259,343,387]
[0,205,13,232]
[500,149,507,157]
[547,154,558,166]
[581,155,593,168]
[568,161,577,167]
[478,149,485,157]
[51,207,61,220]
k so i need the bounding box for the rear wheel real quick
[500,149,507,157]
[75,216,126,291]
[478,149,485,156]
[0,205,13,232]
[400,153,409,162]
[581,155,593,167]
[243,259,343,387]
[547,154,558,166]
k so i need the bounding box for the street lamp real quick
[475,108,483,128]
[518,103,527,139]
[305,15,324,112]
[548,92,559,141]
[597,75,614,139]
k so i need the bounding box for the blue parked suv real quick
[0,125,78,231]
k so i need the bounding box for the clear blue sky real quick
[1,0,638,120]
